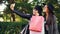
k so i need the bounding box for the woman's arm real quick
[10,3,32,20]
[13,9,32,20]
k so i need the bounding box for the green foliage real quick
[0,22,60,34]
[0,22,28,34]
[15,2,32,14]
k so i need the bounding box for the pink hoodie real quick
[29,16,44,32]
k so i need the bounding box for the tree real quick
[7,0,15,22]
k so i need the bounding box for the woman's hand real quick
[10,3,15,11]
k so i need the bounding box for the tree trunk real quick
[11,12,15,22]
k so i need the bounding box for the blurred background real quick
[0,0,60,34]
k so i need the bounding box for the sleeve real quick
[13,9,32,20]
[53,16,59,34]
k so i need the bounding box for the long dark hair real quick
[47,3,54,15]
[34,5,42,16]
[46,3,55,25]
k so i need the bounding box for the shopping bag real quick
[20,24,29,34]
[29,16,44,32]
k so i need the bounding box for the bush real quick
[0,22,60,34]
[0,22,28,34]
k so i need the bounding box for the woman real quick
[10,4,45,34]
[43,3,59,34]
